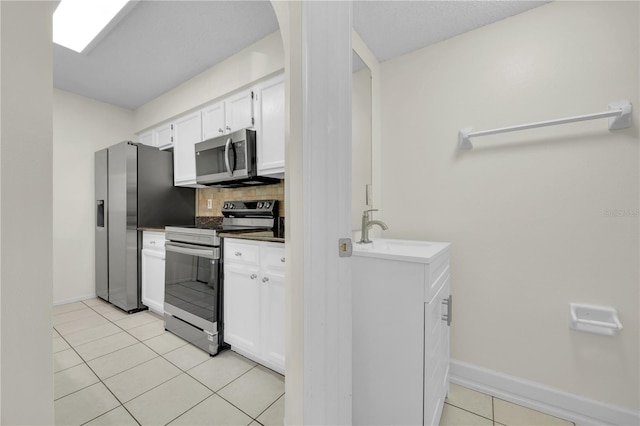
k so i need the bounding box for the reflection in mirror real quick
[352,50,372,231]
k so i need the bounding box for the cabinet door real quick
[141,249,165,315]
[172,111,203,186]
[223,263,261,356]
[424,275,451,426]
[255,74,285,176]
[153,123,173,150]
[202,101,226,140]
[138,130,153,147]
[260,270,285,372]
[225,89,254,133]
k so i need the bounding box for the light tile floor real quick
[442,383,576,426]
[54,298,575,426]
[53,298,284,426]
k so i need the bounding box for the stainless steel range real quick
[163,200,278,355]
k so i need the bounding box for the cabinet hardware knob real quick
[235,252,242,256]
[280,257,285,263]
[250,274,257,279]
[262,277,269,283]
[218,128,223,133]
[226,126,231,131]
[150,241,155,245]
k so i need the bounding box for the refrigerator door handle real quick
[97,200,105,228]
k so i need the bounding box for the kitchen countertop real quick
[219,230,284,244]
[138,227,166,232]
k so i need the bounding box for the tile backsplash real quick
[197,180,284,217]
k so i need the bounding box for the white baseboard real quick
[450,360,639,426]
[53,294,98,306]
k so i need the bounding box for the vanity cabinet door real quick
[424,275,451,426]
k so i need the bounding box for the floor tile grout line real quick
[161,392,215,426]
[492,395,495,422]
[252,391,285,422]
[55,308,180,426]
[74,336,140,362]
[444,402,494,423]
[79,404,140,426]
[214,389,267,422]
[181,364,260,420]
[54,324,123,348]
[53,328,142,425]
[56,300,285,426]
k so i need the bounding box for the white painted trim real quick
[301,2,353,424]
[450,360,640,426]
[53,294,98,306]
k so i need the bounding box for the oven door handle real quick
[224,137,233,177]
[165,242,218,260]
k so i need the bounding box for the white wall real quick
[134,30,283,133]
[53,89,135,304]
[380,1,638,410]
[0,1,55,423]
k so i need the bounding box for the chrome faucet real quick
[359,209,388,244]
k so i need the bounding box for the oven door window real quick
[164,245,219,324]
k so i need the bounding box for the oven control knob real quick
[223,203,228,209]
[257,202,264,209]
[229,203,234,209]
[264,202,271,209]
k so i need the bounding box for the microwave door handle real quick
[224,137,233,177]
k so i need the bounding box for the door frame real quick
[272,2,354,424]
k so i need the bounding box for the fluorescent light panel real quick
[54,0,129,53]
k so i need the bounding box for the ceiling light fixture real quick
[53,0,130,53]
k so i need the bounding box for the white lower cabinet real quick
[223,238,285,374]
[141,231,166,315]
[352,248,451,426]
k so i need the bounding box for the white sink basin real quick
[352,238,450,263]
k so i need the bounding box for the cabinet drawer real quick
[143,231,165,250]
[261,243,285,271]
[224,239,259,265]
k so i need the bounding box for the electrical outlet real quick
[207,199,213,209]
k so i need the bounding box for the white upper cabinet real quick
[136,74,285,187]
[172,110,203,187]
[254,73,285,177]
[202,90,253,140]
[202,101,226,140]
[225,89,254,133]
[138,130,153,147]
[153,123,173,150]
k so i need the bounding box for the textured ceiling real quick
[53,1,548,110]
[53,1,279,110]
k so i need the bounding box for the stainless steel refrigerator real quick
[95,141,195,312]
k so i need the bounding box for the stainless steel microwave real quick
[194,128,279,187]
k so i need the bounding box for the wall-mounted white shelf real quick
[569,303,623,336]
[459,100,633,150]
